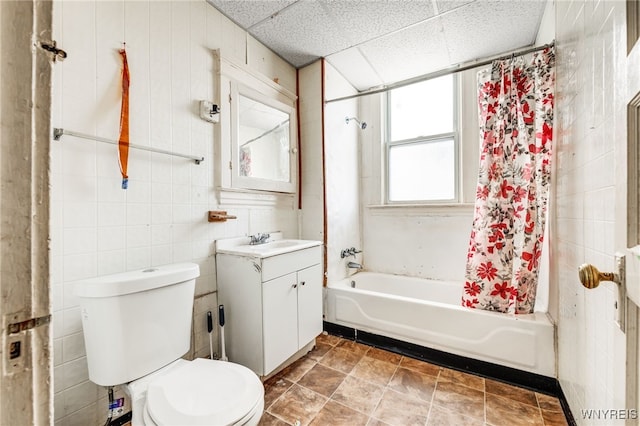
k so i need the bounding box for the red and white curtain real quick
[462,47,555,314]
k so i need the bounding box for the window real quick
[386,74,458,203]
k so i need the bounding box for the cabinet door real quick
[297,264,323,348]
[262,272,298,375]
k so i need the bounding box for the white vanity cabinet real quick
[216,242,322,377]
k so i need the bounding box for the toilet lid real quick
[146,358,264,425]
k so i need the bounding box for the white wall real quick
[359,70,479,282]
[554,0,627,421]
[299,61,324,244]
[50,2,297,425]
[324,63,362,282]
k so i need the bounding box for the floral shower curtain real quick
[462,47,555,314]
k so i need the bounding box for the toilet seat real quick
[145,358,264,425]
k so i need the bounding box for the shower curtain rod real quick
[325,40,555,104]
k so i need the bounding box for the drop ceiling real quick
[207,0,548,91]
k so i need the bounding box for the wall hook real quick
[39,41,67,63]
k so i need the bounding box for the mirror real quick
[231,82,296,193]
[239,95,290,182]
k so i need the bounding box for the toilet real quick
[75,263,264,426]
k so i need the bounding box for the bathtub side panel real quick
[326,278,555,377]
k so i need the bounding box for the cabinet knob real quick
[300,281,306,286]
[292,284,297,289]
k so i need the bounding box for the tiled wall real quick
[357,70,479,283]
[50,1,297,425]
[554,0,627,421]
[324,62,362,283]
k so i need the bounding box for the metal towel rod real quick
[53,128,204,165]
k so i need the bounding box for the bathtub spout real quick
[347,262,362,270]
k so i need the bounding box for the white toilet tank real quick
[75,263,200,386]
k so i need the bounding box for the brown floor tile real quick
[366,419,391,426]
[298,363,347,397]
[306,342,333,361]
[278,357,317,382]
[372,388,430,426]
[266,332,563,426]
[438,367,485,391]
[366,347,403,365]
[335,339,371,356]
[263,376,294,409]
[427,405,485,426]
[541,409,569,426]
[350,356,398,386]
[309,400,369,426]
[486,379,538,407]
[432,381,485,420]
[316,332,342,346]
[258,412,289,426]
[268,384,328,426]
[399,356,441,377]
[485,393,544,426]
[536,393,563,412]
[331,375,385,415]
[388,366,437,402]
[319,346,364,374]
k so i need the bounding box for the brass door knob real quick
[578,264,617,289]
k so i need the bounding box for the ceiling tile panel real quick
[249,0,352,67]
[320,0,436,47]
[440,0,547,64]
[206,0,298,28]
[326,47,384,91]
[359,17,451,84]
[205,0,549,89]
[434,0,475,14]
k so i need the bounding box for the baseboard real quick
[323,321,576,426]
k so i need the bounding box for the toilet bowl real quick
[128,358,264,426]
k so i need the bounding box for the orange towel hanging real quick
[118,48,130,189]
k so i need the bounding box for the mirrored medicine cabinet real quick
[214,51,298,198]
[231,83,296,193]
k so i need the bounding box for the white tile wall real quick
[51,1,297,424]
[358,69,479,283]
[554,0,628,423]
[324,62,362,283]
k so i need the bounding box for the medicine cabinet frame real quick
[230,82,297,193]
[213,50,298,200]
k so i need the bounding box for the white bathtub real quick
[325,272,555,377]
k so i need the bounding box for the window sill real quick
[366,203,474,216]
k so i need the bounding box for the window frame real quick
[384,74,461,205]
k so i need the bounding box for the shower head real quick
[345,116,367,130]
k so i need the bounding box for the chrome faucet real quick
[249,233,270,245]
[347,262,362,270]
[340,247,362,258]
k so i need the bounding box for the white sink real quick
[216,236,321,258]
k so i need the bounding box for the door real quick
[297,264,323,346]
[262,272,298,374]
[625,0,640,418]
[0,1,53,424]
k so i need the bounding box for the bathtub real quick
[325,272,555,377]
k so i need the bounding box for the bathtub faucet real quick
[341,247,362,258]
[347,262,362,270]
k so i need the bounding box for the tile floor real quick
[258,333,569,426]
